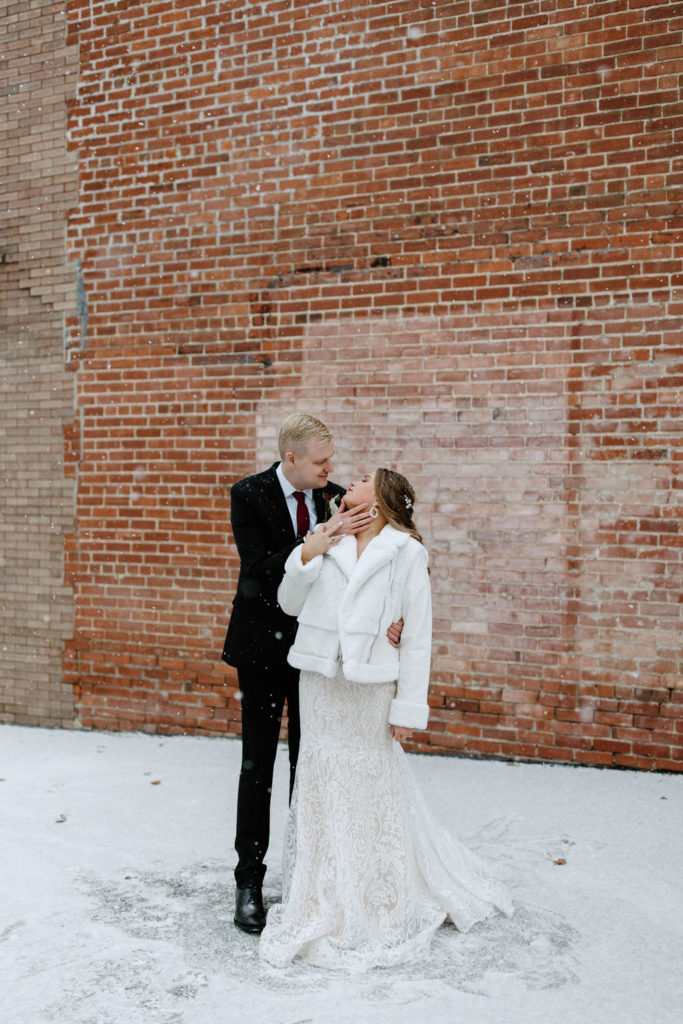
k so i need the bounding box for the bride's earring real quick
[370,505,379,519]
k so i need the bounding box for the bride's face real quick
[344,472,376,509]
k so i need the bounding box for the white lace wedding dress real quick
[259,665,513,970]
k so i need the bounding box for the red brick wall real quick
[59,0,682,768]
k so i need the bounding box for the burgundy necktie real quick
[293,491,310,540]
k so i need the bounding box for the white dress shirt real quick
[276,462,318,537]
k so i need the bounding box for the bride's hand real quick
[326,500,374,537]
[301,522,337,564]
[390,725,412,746]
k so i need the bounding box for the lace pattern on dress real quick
[259,666,512,971]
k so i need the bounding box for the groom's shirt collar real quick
[275,462,318,534]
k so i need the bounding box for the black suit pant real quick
[234,663,300,888]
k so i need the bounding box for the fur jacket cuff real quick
[388,697,430,731]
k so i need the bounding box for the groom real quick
[222,413,375,934]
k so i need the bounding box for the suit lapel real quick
[261,467,336,541]
[313,488,328,523]
[261,464,296,543]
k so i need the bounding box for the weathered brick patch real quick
[0,0,79,726]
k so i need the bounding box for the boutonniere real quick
[322,491,341,520]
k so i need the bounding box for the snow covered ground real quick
[1,723,681,1024]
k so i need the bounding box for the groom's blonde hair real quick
[278,413,332,459]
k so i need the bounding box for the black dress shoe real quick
[234,883,266,934]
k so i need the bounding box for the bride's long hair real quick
[374,468,423,544]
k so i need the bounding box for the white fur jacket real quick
[277,524,432,730]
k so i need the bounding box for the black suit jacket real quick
[222,464,345,673]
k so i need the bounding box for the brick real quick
[1,0,680,771]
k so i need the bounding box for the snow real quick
[1,723,681,1024]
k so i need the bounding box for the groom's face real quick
[285,437,335,491]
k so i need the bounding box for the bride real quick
[258,468,513,970]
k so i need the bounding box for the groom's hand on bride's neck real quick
[327,502,374,537]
